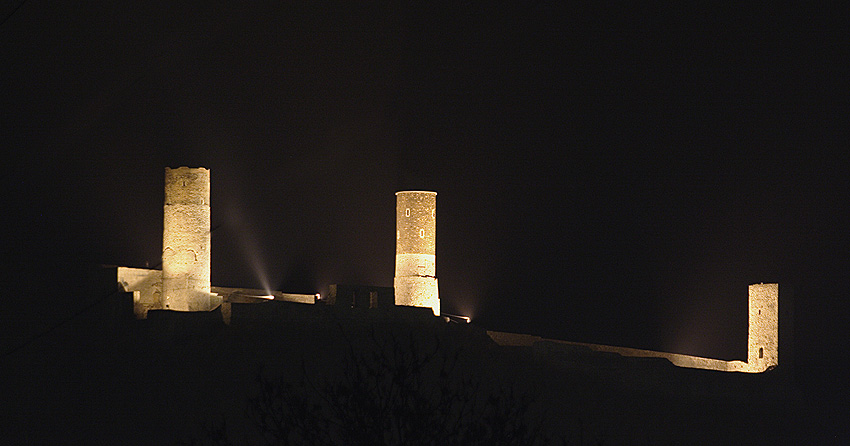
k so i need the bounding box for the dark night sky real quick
[2,2,848,362]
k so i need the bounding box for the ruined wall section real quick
[394,191,439,315]
[488,283,782,374]
[162,167,219,311]
[116,267,162,319]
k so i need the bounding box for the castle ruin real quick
[114,167,782,373]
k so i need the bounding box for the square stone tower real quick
[162,167,219,311]
[394,191,440,316]
[748,283,779,372]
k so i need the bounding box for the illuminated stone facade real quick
[162,167,219,311]
[394,191,439,316]
[116,267,162,319]
[748,283,779,372]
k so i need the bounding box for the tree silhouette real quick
[190,324,556,445]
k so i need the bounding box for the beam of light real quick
[221,202,272,295]
[247,251,273,295]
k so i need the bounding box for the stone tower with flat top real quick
[394,191,439,316]
[162,166,218,311]
[747,283,779,372]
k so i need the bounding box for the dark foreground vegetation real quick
[190,324,557,445]
[4,292,846,445]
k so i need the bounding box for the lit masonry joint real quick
[394,191,440,316]
[162,166,218,311]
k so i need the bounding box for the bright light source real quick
[442,313,471,324]
[315,293,321,300]
[259,295,274,300]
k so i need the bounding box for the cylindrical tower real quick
[162,167,216,311]
[394,191,439,315]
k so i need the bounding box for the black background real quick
[3,1,848,365]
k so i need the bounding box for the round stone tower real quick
[394,191,439,315]
[162,167,217,311]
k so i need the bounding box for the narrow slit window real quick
[405,208,410,217]
[758,347,763,359]
[419,228,425,238]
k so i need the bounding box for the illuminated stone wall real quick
[162,167,219,311]
[748,283,779,372]
[394,191,439,315]
[116,267,162,319]
[210,286,318,304]
[488,283,782,374]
